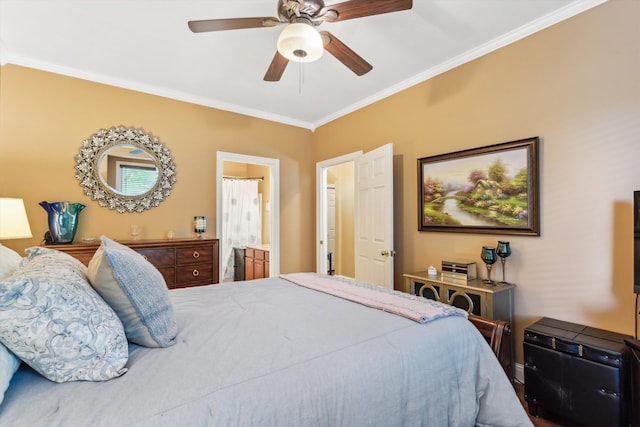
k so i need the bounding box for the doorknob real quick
[381,250,397,257]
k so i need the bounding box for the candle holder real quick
[194,216,206,239]
[480,246,498,285]
[496,241,512,284]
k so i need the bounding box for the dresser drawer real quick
[176,263,213,285]
[176,245,213,265]
[136,248,175,267]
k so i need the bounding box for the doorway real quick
[216,152,280,283]
[325,166,356,277]
[316,144,395,288]
[316,151,361,277]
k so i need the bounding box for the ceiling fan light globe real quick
[277,23,323,62]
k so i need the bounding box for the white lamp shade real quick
[0,198,33,239]
[277,23,323,63]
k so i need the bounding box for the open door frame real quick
[316,150,362,275]
[216,151,280,283]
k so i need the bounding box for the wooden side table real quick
[403,271,514,324]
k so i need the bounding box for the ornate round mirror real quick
[75,126,177,213]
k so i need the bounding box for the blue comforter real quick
[0,277,532,426]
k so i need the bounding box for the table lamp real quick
[194,216,206,240]
[0,198,33,240]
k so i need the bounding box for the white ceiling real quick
[0,0,605,130]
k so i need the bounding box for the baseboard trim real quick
[515,362,524,383]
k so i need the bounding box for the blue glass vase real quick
[39,201,85,244]
[480,246,498,285]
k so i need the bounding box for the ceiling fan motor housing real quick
[278,0,324,25]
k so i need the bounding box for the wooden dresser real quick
[54,238,219,289]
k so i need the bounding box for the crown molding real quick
[312,0,608,129]
[3,0,607,131]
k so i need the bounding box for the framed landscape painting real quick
[418,137,540,235]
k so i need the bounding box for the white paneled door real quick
[354,143,394,289]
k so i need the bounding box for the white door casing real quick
[354,143,394,289]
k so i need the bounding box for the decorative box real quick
[441,260,477,282]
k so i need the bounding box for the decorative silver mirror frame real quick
[74,126,177,213]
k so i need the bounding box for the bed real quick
[0,240,532,426]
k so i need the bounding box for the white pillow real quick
[0,244,22,281]
[0,343,20,406]
[0,247,129,383]
[87,236,178,348]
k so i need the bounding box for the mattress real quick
[0,276,531,426]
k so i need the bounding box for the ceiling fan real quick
[188,0,413,82]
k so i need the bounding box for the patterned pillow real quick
[87,236,178,348]
[0,247,128,383]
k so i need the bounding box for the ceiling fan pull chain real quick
[299,60,303,94]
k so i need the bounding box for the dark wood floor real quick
[514,381,580,427]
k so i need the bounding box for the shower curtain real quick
[221,178,262,282]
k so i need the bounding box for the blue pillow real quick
[0,343,19,406]
[0,247,128,383]
[87,236,178,348]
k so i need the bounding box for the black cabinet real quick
[233,247,245,281]
[625,338,640,427]
[524,317,632,427]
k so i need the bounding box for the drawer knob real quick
[192,251,200,259]
[192,269,200,277]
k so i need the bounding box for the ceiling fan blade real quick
[264,51,289,82]
[188,17,283,33]
[324,0,412,22]
[321,31,372,76]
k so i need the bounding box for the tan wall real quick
[327,162,355,277]
[0,65,315,274]
[313,0,640,364]
[249,164,271,246]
